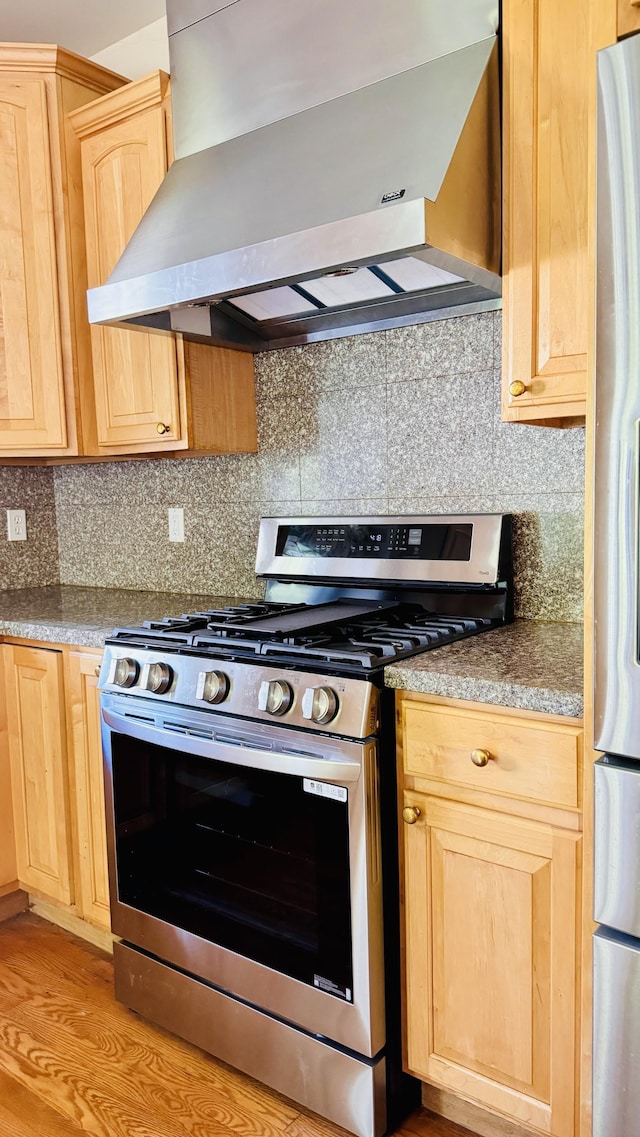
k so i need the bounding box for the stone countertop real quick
[0,585,241,647]
[0,587,584,719]
[385,620,584,719]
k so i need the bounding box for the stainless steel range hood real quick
[87,0,501,352]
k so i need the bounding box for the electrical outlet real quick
[168,507,185,542]
[6,509,26,542]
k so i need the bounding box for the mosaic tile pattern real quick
[0,466,59,589]
[386,370,496,497]
[48,309,586,623]
[299,384,388,500]
[386,311,495,382]
[55,497,301,598]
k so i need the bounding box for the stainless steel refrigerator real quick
[594,30,640,1137]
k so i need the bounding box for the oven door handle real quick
[101,706,362,783]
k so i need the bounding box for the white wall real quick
[90,16,170,79]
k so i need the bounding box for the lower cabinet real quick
[4,644,73,905]
[0,648,19,893]
[398,692,583,1137]
[3,641,109,931]
[65,650,110,930]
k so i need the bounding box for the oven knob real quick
[258,679,293,716]
[197,669,230,704]
[146,662,173,694]
[113,657,139,688]
[301,685,339,725]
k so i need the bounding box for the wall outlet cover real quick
[168,507,185,542]
[6,509,26,541]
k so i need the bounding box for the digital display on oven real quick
[276,523,473,560]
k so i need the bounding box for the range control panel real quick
[276,522,473,561]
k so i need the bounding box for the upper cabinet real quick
[0,50,256,463]
[501,0,615,424]
[618,0,640,37]
[0,46,123,458]
[70,72,258,457]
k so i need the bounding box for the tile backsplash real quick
[0,465,58,589]
[6,310,586,621]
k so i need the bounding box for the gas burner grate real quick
[108,606,498,672]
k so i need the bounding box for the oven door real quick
[101,691,385,1058]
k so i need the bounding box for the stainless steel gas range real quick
[98,513,513,1137]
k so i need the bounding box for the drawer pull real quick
[402,805,422,825]
[470,748,493,767]
[94,664,101,677]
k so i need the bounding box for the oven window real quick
[111,734,354,1000]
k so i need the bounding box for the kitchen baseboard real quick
[0,886,28,922]
[422,1084,538,1137]
[29,897,115,955]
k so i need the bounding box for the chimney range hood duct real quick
[87,0,501,352]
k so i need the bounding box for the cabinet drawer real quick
[401,700,581,809]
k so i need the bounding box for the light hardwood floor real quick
[0,913,479,1137]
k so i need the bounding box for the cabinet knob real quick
[470,748,492,767]
[402,805,422,825]
[94,664,101,677]
[509,380,527,398]
[156,422,171,435]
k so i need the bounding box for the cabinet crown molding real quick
[69,71,171,138]
[0,43,125,93]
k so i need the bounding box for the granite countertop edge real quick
[384,668,584,719]
[0,587,585,720]
[0,620,110,648]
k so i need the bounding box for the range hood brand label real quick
[303,779,347,802]
[380,188,406,204]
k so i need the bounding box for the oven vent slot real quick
[124,711,155,724]
[186,727,215,741]
[281,745,324,761]
[162,722,216,741]
[213,730,275,751]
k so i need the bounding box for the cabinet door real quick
[4,645,73,904]
[0,78,68,450]
[0,649,18,890]
[501,0,612,422]
[66,651,110,930]
[403,793,580,1136]
[618,0,640,38]
[80,102,183,449]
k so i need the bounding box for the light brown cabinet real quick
[3,641,110,934]
[618,0,640,37]
[4,644,74,904]
[0,45,123,459]
[501,0,615,423]
[70,71,258,457]
[65,650,110,930]
[0,649,19,896]
[398,691,583,1136]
